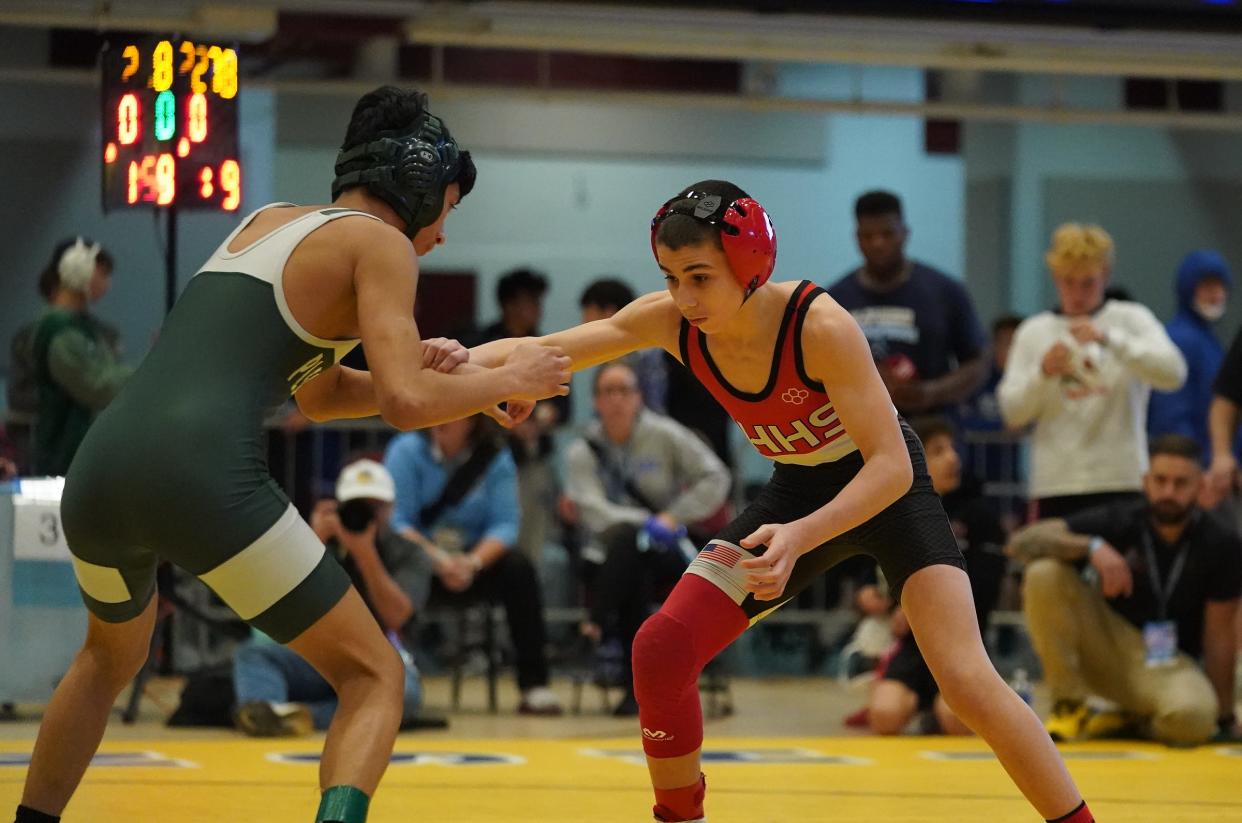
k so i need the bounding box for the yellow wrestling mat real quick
[2,735,1239,822]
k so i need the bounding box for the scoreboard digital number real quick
[101,37,241,212]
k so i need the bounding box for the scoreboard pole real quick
[165,205,178,314]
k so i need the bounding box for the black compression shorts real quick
[690,418,966,621]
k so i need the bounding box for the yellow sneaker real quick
[1083,708,1138,740]
[1045,700,1089,742]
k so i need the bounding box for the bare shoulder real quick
[799,289,872,382]
[801,287,858,340]
[335,216,416,275]
[335,212,409,249]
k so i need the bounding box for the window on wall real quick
[1125,78,1224,112]
[398,46,742,95]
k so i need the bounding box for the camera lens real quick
[338,499,376,533]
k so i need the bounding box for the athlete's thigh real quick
[687,491,870,622]
[192,503,352,645]
[858,486,965,603]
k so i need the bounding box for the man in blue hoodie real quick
[1149,250,1233,462]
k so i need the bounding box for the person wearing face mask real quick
[1149,251,1233,472]
[25,237,131,476]
[998,223,1187,520]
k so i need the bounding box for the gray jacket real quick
[566,409,730,536]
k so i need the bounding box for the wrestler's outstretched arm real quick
[470,291,683,372]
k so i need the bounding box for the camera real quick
[338,498,378,533]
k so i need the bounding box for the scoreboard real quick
[101,37,241,212]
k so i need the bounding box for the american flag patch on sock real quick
[700,542,742,568]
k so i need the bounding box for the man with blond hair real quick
[998,223,1186,519]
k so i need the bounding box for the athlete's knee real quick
[632,611,698,697]
[79,634,149,692]
[931,657,1002,722]
[331,642,405,705]
[81,607,155,688]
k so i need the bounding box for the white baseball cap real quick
[336,459,395,503]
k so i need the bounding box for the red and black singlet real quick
[680,280,859,466]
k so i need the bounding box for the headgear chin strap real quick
[650,191,777,298]
[58,237,101,292]
[331,111,462,239]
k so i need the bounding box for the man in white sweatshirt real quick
[999,223,1186,519]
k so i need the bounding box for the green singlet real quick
[61,204,374,642]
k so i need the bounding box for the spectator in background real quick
[1149,250,1232,463]
[385,415,563,715]
[1007,435,1240,746]
[578,277,734,467]
[567,361,730,715]
[232,459,429,736]
[958,315,1024,514]
[464,268,566,563]
[1208,327,1242,507]
[0,426,17,480]
[828,190,989,417]
[8,239,122,418]
[864,416,1007,736]
[998,223,1186,520]
[580,278,667,410]
[25,237,131,475]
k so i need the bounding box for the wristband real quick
[1087,536,1104,557]
[466,553,483,573]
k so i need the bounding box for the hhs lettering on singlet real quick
[288,353,326,393]
[743,401,843,456]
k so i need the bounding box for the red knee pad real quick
[633,575,748,758]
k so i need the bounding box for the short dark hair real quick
[340,85,476,199]
[342,86,425,153]
[580,278,635,313]
[910,415,956,448]
[496,268,548,305]
[38,237,113,300]
[854,190,903,220]
[654,179,750,252]
[1149,434,1201,462]
[592,359,640,395]
[992,314,1024,336]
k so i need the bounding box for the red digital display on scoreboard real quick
[101,37,241,212]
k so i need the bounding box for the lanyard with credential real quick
[1140,527,1189,622]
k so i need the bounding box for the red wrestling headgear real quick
[650,187,777,297]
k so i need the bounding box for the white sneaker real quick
[518,686,564,716]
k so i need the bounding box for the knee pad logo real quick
[642,727,674,742]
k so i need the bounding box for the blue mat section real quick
[12,560,81,607]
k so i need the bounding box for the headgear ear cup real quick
[650,192,777,295]
[331,112,464,238]
[720,198,777,293]
[57,237,101,292]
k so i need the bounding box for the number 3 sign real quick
[12,478,71,562]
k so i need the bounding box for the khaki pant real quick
[1022,558,1218,746]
